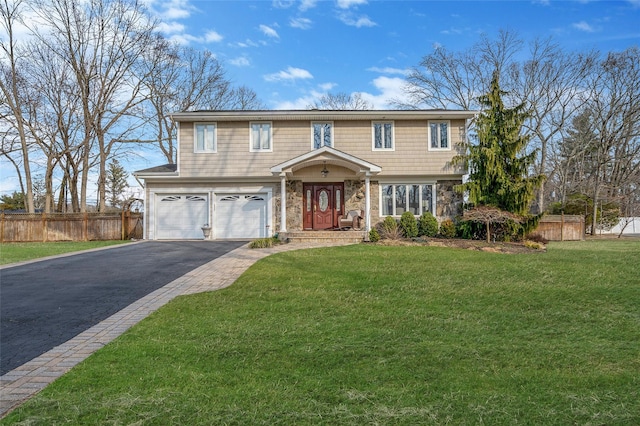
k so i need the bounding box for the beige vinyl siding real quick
[178,119,466,178]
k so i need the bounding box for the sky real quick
[2,0,640,201]
[143,0,640,109]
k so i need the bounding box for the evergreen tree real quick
[456,72,544,215]
[0,192,26,210]
[105,160,129,209]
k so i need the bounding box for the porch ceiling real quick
[270,146,381,178]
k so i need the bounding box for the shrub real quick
[399,211,418,238]
[379,216,402,240]
[368,227,380,242]
[439,219,456,238]
[524,240,545,250]
[526,233,549,245]
[249,237,280,249]
[418,212,439,237]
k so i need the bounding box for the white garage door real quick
[215,194,268,239]
[156,194,208,239]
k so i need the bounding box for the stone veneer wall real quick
[274,180,304,231]
[436,179,463,219]
[275,179,460,231]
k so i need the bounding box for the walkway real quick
[0,241,349,418]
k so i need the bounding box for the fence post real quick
[83,213,88,241]
[1,211,4,243]
[42,212,47,242]
[561,212,565,242]
[121,210,126,240]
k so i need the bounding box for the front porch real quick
[271,146,381,234]
[279,230,367,244]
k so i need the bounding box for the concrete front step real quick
[280,230,366,244]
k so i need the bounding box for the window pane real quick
[374,123,382,149]
[395,185,407,215]
[430,123,438,148]
[384,123,392,148]
[440,123,448,148]
[336,189,341,212]
[313,124,322,149]
[409,185,420,215]
[262,125,271,149]
[422,185,433,214]
[196,125,205,151]
[323,123,332,147]
[205,125,215,150]
[382,185,393,216]
[252,124,261,150]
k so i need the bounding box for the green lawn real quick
[2,240,639,425]
[0,240,131,265]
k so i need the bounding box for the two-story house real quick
[134,110,474,240]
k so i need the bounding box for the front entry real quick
[303,183,344,230]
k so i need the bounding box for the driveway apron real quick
[0,241,246,375]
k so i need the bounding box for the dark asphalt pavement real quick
[0,241,246,375]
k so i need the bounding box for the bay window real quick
[381,184,435,216]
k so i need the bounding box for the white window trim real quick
[379,183,436,217]
[194,122,217,153]
[427,120,451,151]
[311,121,334,149]
[372,121,395,151]
[249,121,273,153]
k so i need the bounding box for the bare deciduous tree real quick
[308,92,372,110]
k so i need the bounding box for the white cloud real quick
[271,76,408,110]
[259,24,280,38]
[156,21,185,34]
[573,21,596,32]
[264,66,314,82]
[290,17,313,29]
[300,0,318,11]
[162,6,191,19]
[319,82,337,91]
[272,0,295,8]
[367,66,410,76]
[205,30,223,43]
[230,56,251,67]
[360,76,409,109]
[336,0,368,9]
[338,13,376,27]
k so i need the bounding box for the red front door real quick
[303,183,344,230]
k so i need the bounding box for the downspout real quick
[279,173,287,233]
[364,172,371,232]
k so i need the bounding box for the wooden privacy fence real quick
[0,212,143,242]
[532,214,585,241]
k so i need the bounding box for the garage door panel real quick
[156,194,208,239]
[215,194,267,239]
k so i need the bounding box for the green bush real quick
[439,219,456,238]
[249,237,280,249]
[418,212,438,237]
[379,216,402,240]
[368,227,380,242]
[399,212,418,238]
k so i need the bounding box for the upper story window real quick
[250,122,272,152]
[428,121,450,150]
[195,123,217,153]
[372,121,394,150]
[312,122,333,149]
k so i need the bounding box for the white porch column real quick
[364,173,371,232]
[279,173,287,233]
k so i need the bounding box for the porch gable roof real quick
[270,146,381,178]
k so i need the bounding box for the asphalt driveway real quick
[0,240,246,375]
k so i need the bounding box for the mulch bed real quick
[373,238,545,254]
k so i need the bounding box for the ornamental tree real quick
[456,72,544,215]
